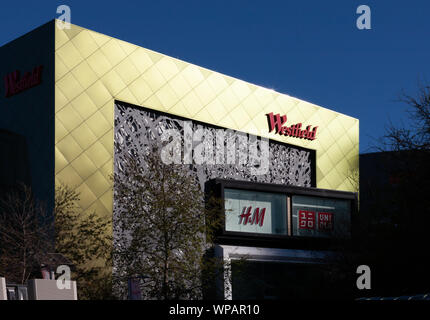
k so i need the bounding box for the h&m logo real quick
[239,206,266,227]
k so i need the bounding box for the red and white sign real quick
[299,210,334,232]
[4,65,43,98]
[318,212,334,231]
[266,112,318,140]
[298,210,316,229]
[238,206,266,227]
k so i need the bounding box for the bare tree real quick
[357,82,430,297]
[0,184,52,284]
[383,84,430,152]
[0,183,113,299]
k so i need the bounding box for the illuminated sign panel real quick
[224,188,287,235]
[292,195,351,238]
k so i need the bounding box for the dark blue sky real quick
[1,0,429,153]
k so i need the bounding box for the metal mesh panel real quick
[114,101,313,189]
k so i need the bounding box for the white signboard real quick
[224,188,287,235]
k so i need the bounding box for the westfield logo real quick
[266,112,318,140]
[4,65,43,98]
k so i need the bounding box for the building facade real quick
[0,20,359,299]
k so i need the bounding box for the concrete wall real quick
[0,277,6,300]
[28,279,77,300]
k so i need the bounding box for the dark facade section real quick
[0,130,31,190]
[0,20,55,211]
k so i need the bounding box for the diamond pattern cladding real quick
[54,22,359,217]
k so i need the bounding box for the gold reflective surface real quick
[54,21,359,218]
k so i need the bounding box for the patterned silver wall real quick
[114,101,314,190]
[112,101,314,299]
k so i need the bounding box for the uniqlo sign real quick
[298,210,315,229]
[318,212,334,231]
[292,195,351,238]
[299,210,334,232]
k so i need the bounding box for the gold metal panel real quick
[54,20,359,229]
[99,130,113,155]
[86,81,112,109]
[71,61,99,89]
[56,41,84,70]
[70,122,98,151]
[116,39,138,56]
[86,199,110,218]
[55,146,69,174]
[228,105,251,129]
[87,30,110,47]
[155,83,179,110]
[86,141,111,167]
[128,75,154,104]
[85,171,110,198]
[194,80,216,106]
[100,39,127,67]
[155,57,180,82]
[114,59,140,86]
[181,65,204,88]
[55,55,69,80]
[206,99,228,123]
[85,50,112,78]
[55,27,69,50]
[99,189,113,213]
[206,73,229,95]
[56,73,84,102]
[141,65,166,92]
[168,73,192,99]
[62,24,85,41]
[217,87,240,112]
[56,104,84,135]
[99,159,113,183]
[85,111,112,138]
[70,152,98,181]
[181,90,203,117]
[168,101,192,119]
[101,69,127,96]
[115,87,140,108]
[55,84,69,111]
[56,164,83,187]
[230,80,252,102]
[55,116,68,143]
[128,48,153,73]
[56,134,83,164]
[143,92,164,112]
[71,92,98,120]
[70,30,99,59]
[194,107,215,125]
[75,182,97,210]
[99,101,114,125]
